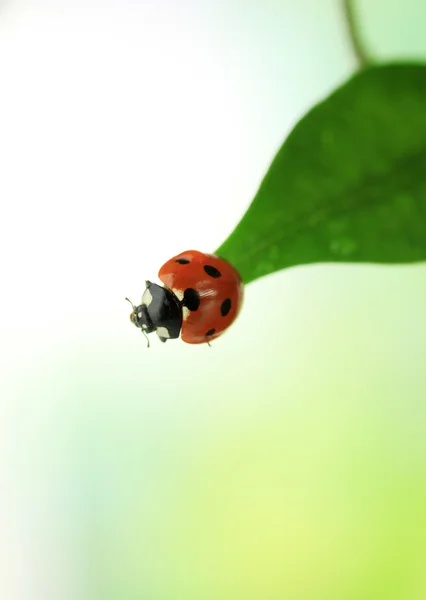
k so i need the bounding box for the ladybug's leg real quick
[141,329,150,348]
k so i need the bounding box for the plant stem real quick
[342,0,371,68]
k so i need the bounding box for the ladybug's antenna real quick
[125,297,135,310]
[125,297,150,349]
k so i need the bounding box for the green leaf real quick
[215,64,426,284]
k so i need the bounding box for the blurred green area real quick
[357,0,426,61]
[81,266,426,600]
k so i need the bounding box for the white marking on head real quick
[182,307,190,321]
[156,326,170,339]
[142,288,153,306]
[142,323,148,330]
[138,312,142,319]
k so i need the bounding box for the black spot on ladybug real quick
[182,288,200,311]
[220,298,231,317]
[205,328,216,337]
[204,265,221,278]
[176,258,190,264]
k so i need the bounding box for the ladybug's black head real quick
[126,298,155,333]
[126,281,183,346]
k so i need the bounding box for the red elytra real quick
[158,250,244,344]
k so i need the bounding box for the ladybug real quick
[126,250,243,345]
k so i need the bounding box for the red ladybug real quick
[127,250,243,345]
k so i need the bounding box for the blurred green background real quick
[0,1,425,599]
